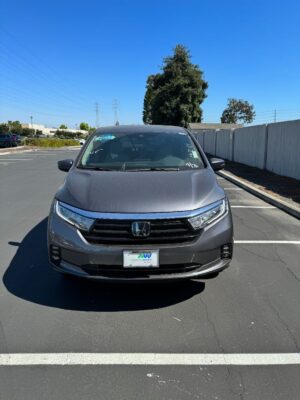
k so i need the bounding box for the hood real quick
[56,168,225,213]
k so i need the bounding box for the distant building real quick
[188,123,243,132]
[21,123,88,136]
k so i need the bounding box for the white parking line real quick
[223,188,243,191]
[0,158,33,161]
[0,353,300,366]
[231,206,276,209]
[235,240,300,244]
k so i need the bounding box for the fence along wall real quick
[233,124,268,169]
[194,119,300,181]
[193,131,204,148]
[203,130,216,155]
[215,129,233,161]
[266,120,300,180]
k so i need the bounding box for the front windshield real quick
[79,130,204,171]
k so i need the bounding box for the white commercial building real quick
[22,123,88,136]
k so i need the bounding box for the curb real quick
[0,147,33,156]
[218,170,300,220]
[0,146,81,155]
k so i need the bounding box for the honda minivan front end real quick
[48,125,233,281]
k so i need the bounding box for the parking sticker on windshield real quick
[95,134,116,142]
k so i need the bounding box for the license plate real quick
[123,250,159,268]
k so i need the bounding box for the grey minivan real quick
[48,125,233,281]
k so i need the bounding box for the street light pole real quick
[112,99,119,125]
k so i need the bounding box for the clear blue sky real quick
[1,0,300,128]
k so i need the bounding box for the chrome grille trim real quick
[57,199,225,221]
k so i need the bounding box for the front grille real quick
[81,219,200,245]
[81,263,201,276]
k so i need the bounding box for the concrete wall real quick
[203,131,216,155]
[266,120,300,180]
[215,129,233,161]
[190,119,300,181]
[193,131,204,148]
[233,124,267,169]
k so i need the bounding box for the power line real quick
[0,28,92,106]
[0,98,94,127]
[0,84,89,115]
[0,94,86,118]
[0,49,88,110]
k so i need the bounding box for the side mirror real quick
[58,159,73,172]
[210,157,225,171]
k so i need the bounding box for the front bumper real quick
[47,209,233,282]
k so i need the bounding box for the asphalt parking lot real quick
[0,148,299,400]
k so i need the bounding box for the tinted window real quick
[79,131,204,171]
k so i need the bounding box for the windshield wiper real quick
[150,167,180,171]
[126,167,180,172]
[78,166,115,171]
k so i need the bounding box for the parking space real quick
[0,148,299,399]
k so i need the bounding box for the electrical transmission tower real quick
[95,102,100,128]
[112,99,119,125]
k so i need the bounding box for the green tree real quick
[143,45,208,127]
[143,75,157,124]
[221,98,255,124]
[22,128,35,137]
[79,122,89,131]
[88,127,96,134]
[59,124,68,129]
[8,120,23,134]
[54,130,64,138]
[0,123,9,134]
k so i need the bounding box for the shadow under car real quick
[3,218,205,312]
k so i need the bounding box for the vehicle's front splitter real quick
[51,257,230,282]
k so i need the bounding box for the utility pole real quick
[112,99,119,125]
[95,102,99,128]
[273,109,277,123]
[30,115,33,129]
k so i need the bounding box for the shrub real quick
[24,138,79,147]
[54,130,84,139]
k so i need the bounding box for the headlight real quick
[55,201,95,231]
[188,199,227,230]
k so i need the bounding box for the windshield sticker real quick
[185,162,198,168]
[95,134,116,142]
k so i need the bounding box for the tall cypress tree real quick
[143,45,208,127]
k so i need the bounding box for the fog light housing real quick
[50,245,61,265]
[221,244,233,259]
